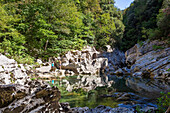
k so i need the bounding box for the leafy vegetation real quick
[120,0,169,51]
[152,45,165,50]
[0,0,124,62]
[157,92,170,113]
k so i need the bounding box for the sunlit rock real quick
[125,40,170,79]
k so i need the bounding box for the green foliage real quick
[8,54,34,64]
[31,77,36,81]
[157,92,170,113]
[138,40,144,47]
[157,0,170,39]
[121,0,164,51]
[152,45,165,50]
[0,0,124,61]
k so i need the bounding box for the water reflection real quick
[57,74,170,108]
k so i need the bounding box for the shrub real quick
[152,45,165,50]
[157,92,170,113]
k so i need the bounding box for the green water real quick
[59,87,121,108]
[50,75,122,108]
[60,94,120,108]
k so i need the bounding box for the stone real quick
[60,102,70,112]
[36,65,51,73]
[37,73,55,79]
[125,40,170,79]
[55,46,108,75]
[0,54,61,112]
[0,82,61,113]
[0,66,4,72]
[115,68,124,75]
[117,93,133,101]
[133,72,143,77]
[18,64,26,72]
[67,105,134,113]
[36,59,43,64]
[0,54,16,66]
[126,77,170,98]
[140,106,157,113]
[100,48,126,75]
[0,73,11,85]
[105,45,113,52]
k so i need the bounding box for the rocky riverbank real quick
[0,54,61,112]
[125,40,170,79]
[112,40,170,80]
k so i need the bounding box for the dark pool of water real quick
[53,75,170,108]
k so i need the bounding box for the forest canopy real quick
[0,0,124,62]
[121,0,170,51]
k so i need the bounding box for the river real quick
[49,74,170,109]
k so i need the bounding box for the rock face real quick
[100,46,126,75]
[125,40,170,79]
[0,54,61,113]
[55,46,108,75]
[0,54,28,85]
[0,82,60,113]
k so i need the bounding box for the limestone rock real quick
[0,54,61,112]
[115,68,124,75]
[0,54,30,85]
[125,40,170,79]
[36,59,43,64]
[100,48,126,75]
[36,65,51,73]
[0,66,4,72]
[126,77,170,98]
[55,46,108,75]
[106,45,113,52]
[132,72,143,77]
[0,81,61,113]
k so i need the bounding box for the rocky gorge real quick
[0,40,170,113]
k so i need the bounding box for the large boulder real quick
[100,47,126,74]
[0,54,29,85]
[0,81,61,113]
[125,40,170,79]
[55,46,108,75]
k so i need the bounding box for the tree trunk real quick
[44,39,49,51]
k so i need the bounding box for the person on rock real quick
[51,61,55,72]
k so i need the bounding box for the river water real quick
[52,74,170,108]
